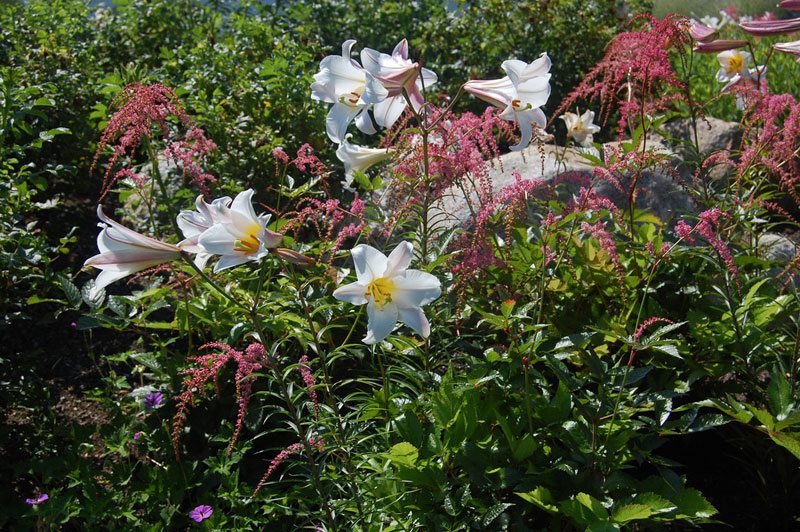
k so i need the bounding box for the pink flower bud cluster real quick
[171,342,264,460]
[674,209,739,282]
[296,355,320,419]
[253,436,324,496]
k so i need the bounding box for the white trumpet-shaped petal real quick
[311,40,376,143]
[177,194,231,270]
[84,205,182,299]
[464,53,552,151]
[197,189,283,273]
[360,39,438,128]
[333,241,441,345]
[336,137,394,186]
[560,108,601,148]
[716,49,752,82]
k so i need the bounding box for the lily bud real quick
[272,248,316,267]
[694,39,749,53]
[778,0,800,10]
[739,18,800,36]
[689,22,719,42]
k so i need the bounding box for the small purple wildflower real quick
[134,431,142,440]
[190,505,213,522]
[144,392,163,410]
[25,494,48,505]
[70,322,77,327]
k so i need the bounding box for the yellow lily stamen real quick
[366,276,396,307]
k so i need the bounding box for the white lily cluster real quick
[463,53,552,151]
[85,191,441,345]
[84,189,283,298]
[311,39,435,185]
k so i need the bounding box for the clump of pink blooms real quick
[675,208,739,284]
[556,15,690,136]
[171,342,264,459]
[91,82,217,199]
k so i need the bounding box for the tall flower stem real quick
[288,265,367,529]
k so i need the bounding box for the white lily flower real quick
[333,241,441,345]
[177,194,231,270]
[336,136,394,186]
[464,53,552,151]
[560,108,601,148]
[311,39,377,144]
[84,205,182,299]
[197,189,283,273]
[360,39,438,128]
[716,49,754,84]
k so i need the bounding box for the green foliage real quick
[4,0,800,530]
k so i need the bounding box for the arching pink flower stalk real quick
[84,205,182,299]
[296,355,319,419]
[333,242,441,344]
[253,437,324,496]
[171,342,264,459]
[463,53,552,151]
[361,39,438,128]
[311,39,377,143]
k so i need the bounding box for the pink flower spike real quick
[189,505,213,523]
[689,22,719,42]
[739,18,800,36]
[774,39,800,57]
[693,39,748,53]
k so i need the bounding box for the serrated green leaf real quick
[516,487,557,513]
[483,503,512,526]
[59,274,81,307]
[767,371,792,420]
[673,488,717,518]
[769,431,800,461]
[612,503,651,524]
[443,494,458,516]
[81,280,105,309]
[387,442,418,468]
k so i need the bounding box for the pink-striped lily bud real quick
[689,22,719,42]
[84,205,182,299]
[778,0,800,10]
[739,18,800,36]
[693,39,749,53]
[774,39,800,57]
[271,248,316,267]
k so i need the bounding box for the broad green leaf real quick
[769,431,800,461]
[516,487,557,514]
[483,503,513,526]
[612,503,651,524]
[767,371,792,420]
[388,442,418,468]
[673,488,717,518]
[59,274,81,307]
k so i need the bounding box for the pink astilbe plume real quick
[674,208,739,285]
[91,82,193,200]
[734,89,800,211]
[451,173,546,291]
[281,195,366,263]
[629,317,676,365]
[386,108,514,235]
[163,127,217,196]
[555,15,690,137]
[253,436,324,496]
[296,355,320,419]
[171,342,264,459]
